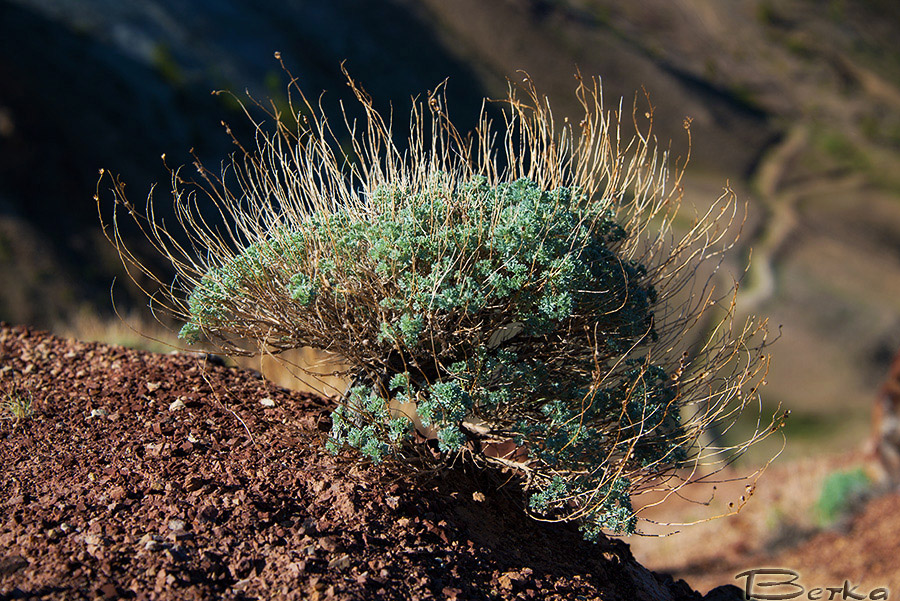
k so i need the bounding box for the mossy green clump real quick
[815,467,872,526]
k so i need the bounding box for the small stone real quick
[234,578,252,591]
[97,582,118,599]
[87,408,108,419]
[168,400,186,412]
[146,443,164,457]
[154,569,168,592]
[498,572,517,590]
[319,536,340,552]
[472,492,486,502]
[84,534,102,556]
[164,547,186,562]
[168,529,192,542]
[442,587,462,600]
[0,555,28,576]
[139,533,163,551]
[145,382,161,392]
[260,398,275,407]
[327,554,351,570]
[167,519,185,531]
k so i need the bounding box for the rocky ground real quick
[639,470,900,595]
[0,324,749,601]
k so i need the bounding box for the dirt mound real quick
[773,492,900,590]
[0,324,737,600]
[663,489,900,595]
[632,457,900,595]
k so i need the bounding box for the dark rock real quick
[704,584,747,601]
[0,555,28,576]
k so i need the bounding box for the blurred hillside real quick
[2,0,900,457]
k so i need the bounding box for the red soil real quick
[672,490,900,594]
[0,324,729,600]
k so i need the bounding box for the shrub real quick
[99,61,779,538]
[815,468,871,527]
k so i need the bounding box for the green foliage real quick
[151,43,184,88]
[815,468,871,526]
[179,229,308,342]
[326,385,412,462]
[813,128,872,172]
[182,176,683,536]
[288,273,317,305]
[756,1,779,25]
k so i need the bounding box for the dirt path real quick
[736,126,805,312]
[736,126,865,312]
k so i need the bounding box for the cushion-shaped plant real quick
[99,63,780,538]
